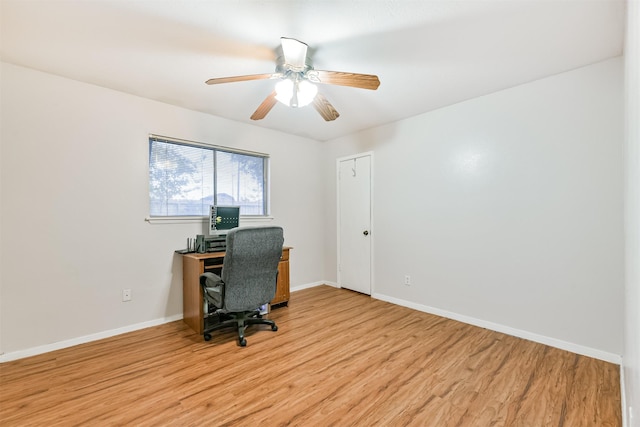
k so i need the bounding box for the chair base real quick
[203,310,278,346]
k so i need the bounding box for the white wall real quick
[0,56,627,366]
[0,62,325,358]
[624,0,640,424]
[323,57,624,360]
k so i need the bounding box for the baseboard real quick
[291,281,339,292]
[3,283,620,366]
[2,282,337,363]
[621,364,628,427]
[372,292,622,365]
[0,314,184,363]
[293,283,622,363]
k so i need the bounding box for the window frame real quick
[146,134,270,222]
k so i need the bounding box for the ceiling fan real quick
[205,37,380,122]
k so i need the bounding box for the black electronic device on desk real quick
[205,235,226,252]
[176,237,197,254]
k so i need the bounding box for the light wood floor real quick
[1,285,621,426]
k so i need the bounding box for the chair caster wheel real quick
[204,333,212,341]
[239,338,247,347]
[272,325,278,332]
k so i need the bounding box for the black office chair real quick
[200,226,284,346]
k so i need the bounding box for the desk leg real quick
[183,256,204,334]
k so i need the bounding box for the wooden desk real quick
[182,247,291,335]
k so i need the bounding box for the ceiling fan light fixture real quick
[205,37,379,121]
[275,78,317,108]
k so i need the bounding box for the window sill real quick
[145,216,274,225]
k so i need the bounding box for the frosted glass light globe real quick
[275,79,317,107]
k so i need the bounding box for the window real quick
[149,136,268,217]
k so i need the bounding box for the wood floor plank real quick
[0,285,621,426]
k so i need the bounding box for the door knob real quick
[363,230,369,236]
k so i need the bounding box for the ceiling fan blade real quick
[280,37,308,71]
[307,70,380,90]
[205,73,280,85]
[312,93,340,121]
[250,91,278,120]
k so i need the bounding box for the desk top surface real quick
[181,246,291,260]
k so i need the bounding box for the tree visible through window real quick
[149,137,267,216]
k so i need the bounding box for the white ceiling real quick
[0,0,625,141]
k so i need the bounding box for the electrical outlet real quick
[122,289,132,302]
[404,275,411,286]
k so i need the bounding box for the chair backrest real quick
[220,226,284,312]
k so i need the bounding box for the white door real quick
[338,153,372,295]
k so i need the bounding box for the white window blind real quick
[149,136,268,217]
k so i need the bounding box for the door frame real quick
[336,151,374,295]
